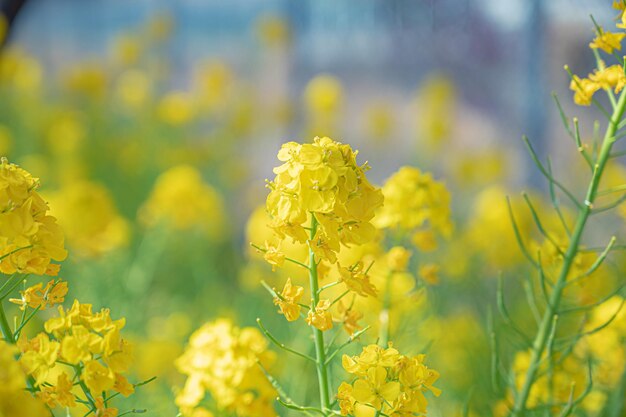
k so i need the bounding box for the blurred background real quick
[2,1,625,416]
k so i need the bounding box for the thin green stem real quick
[510,87,626,417]
[0,301,13,343]
[308,214,331,414]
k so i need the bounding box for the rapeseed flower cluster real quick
[17,300,135,414]
[140,165,225,238]
[175,319,276,417]
[0,158,67,276]
[46,180,129,257]
[338,344,440,417]
[569,8,626,106]
[266,136,383,263]
[375,166,452,245]
[0,341,48,417]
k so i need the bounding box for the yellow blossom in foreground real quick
[569,74,600,106]
[140,165,226,238]
[274,278,304,321]
[307,299,333,331]
[338,262,377,297]
[23,299,136,400]
[176,319,277,417]
[266,137,383,264]
[339,344,440,417]
[589,29,626,54]
[0,341,48,417]
[374,166,453,238]
[46,180,129,257]
[0,158,67,276]
[9,279,68,310]
[262,241,285,270]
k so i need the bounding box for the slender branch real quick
[256,318,316,363]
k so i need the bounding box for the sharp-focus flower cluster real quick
[175,319,277,417]
[0,158,67,276]
[569,12,626,106]
[374,166,452,243]
[17,299,134,414]
[338,344,440,417]
[266,137,383,264]
[9,278,68,310]
[139,165,225,238]
[46,180,129,257]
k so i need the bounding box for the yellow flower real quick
[140,165,226,238]
[352,366,401,410]
[414,74,456,147]
[589,64,626,93]
[83,360,116,393]
[45,181,129,258]
[95,396,119,417]
[340,344,440,416]
[338,263,377,297]
[387,246,411,272]
[37,372,76,408]
[306,299,333,331]
[176,319,277,417]
[304,75,344,116]
[419,263,440,285]
[590,29,626,53]
[60,324,103,364]
[18,333,60,386]
[113,373,135,397]
[0,341,48,417]
[0,158,67,276]
[337,381,355,416]
[262,241,285,270]
[256,14,291,48]
[157,91,195,125]
[374,166,453,237]
[267,137,383,263]
[9,279,68,310]
[273,278,304,321]
[412,229,438,252]
[336,301,363,335]
[569,74,600,106]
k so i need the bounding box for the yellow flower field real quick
[0,2,625,417]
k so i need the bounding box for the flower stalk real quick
[308,214,331,413]
[510,86,626,416]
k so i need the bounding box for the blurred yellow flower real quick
[374,166,453,238]
[46,180,129,258]
[256,14,291,47]
[0,341,48,417]
[414,74,456,147]
[140,165,226,238]
[158,91,195,125]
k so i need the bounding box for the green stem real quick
[0,301,14,343]
[510,88,626,416]
[308,214,331,413]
